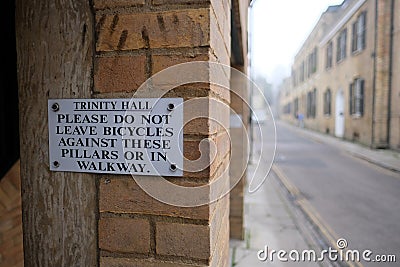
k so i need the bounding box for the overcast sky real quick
[249,0,344,87]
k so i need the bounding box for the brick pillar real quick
[229,0,249,240]
[94,0,231,266]
[373,0,392,148]
[229,67,249,240]
[389,0,400,150]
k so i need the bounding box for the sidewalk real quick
[229,161,330,266]
[279,121,400,173]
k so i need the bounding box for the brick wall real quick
[94,0,231,266]
[372,0,392,148]
[229,66,248,240]
[228,0,249,240]
[0,161,23,267]
[390,1,400,150]
[279,0,398,148]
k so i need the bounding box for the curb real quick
[272,164,364,267]
[279,121,400,173]
[347,151,400,174]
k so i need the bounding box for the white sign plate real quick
[48,98,183,176]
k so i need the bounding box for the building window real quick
[352,11,367,53]
[292,69,297,87]
[283,103,292,114]
[326,41,333,69]
[307,88,317,118]
[310,47,318,74]
[323,88,332,116]
[294,97,299,118]
[349,78,364,116]
[300,61,305,82]
[337,29,347,62]
[306,47,318,78]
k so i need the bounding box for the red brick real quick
[209,7,230,65]
[181,96,229,136]
[229,217,244,240]
[181,95,211,135]
[94,55,146,93]
[7,160,21,190]
[99,217,150,254]
[152,0,210,5]
[152,53,209,75]
[1,216,22,242]
[210,82,230,104]
[211,131,231,170]
[0,243,23,267]
[94,0,145,9]
[211,0,230,50]
[183,131,230,180]
[210,194,229,261]
[101,257,207,267]
[0,187,13,209]
[93,2,234,265]
[0,178,19,200]
[150,54,211,94]
[156,222,210,259]
[229,199,244,218]
[100,177,210,220]
[214,219,230,267]
[96,9,210,52]
[0,160,23,267]
[184,117,211,135]
[184,139,205,161]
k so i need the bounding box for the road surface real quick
[258,121,400,267]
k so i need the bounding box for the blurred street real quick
[274,121,400,266]
[230,119,400,267]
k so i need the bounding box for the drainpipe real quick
[248,0,257,161]
[386,0,395,147]
[371,0,378,148]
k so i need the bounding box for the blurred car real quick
[251,109,268,124]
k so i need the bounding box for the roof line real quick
[319,0,367,46]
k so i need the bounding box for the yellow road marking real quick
[272,164,364,267]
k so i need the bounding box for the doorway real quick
[0,0,19,179]
[335,89,345,138]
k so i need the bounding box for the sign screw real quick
[51,103,60,112]
[104,178,111,184]
[170,164,177,172]
[53,161,60,168]
[167,103,175,111]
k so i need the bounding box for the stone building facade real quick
[279,0,400,150]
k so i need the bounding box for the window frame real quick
[323,88,332,116]
[300,61,305,82]
[337,28,347,62]
[326,41,333,69]
[291,69,297,87]
[307,88,317,118]
[352,11,367,53]
[349,78,365,117]
[294,97,299,118]
[311,47,318,74]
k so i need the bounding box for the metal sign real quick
[48,98,183,176]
